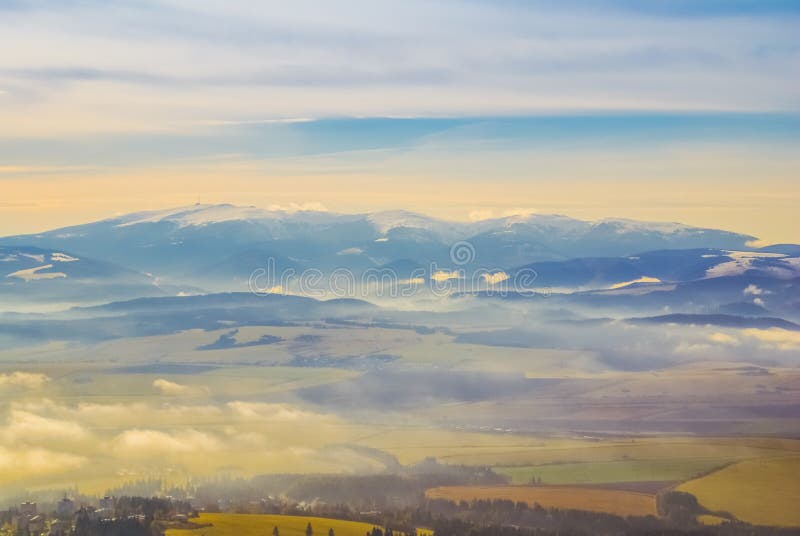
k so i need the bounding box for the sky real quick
[1,0,799,242]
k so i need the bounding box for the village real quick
[1,496,192,536]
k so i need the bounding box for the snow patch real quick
[20,253,45,263]
[336,247,364,256]
[727,251,786,260]
[505,213,588,233]
[705,250,791,278]
[366,210,465,241]
[51,252,79,262]
[114,204,283,228]
[610,276,662,289]
[7,264,67,281]
[597,218,692,235]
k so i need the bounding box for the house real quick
[56,498,75,519]
[98,496,114,511]
[19,513,45,535]
[19,503,37,516]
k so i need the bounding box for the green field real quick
[495,458,732,485]
[166,513,381,536]
[678,456,800,527]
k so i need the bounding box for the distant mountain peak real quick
[595,218,696,235]
[112,203,283,228]
[86,202,757,243]
[1,204,765,289]
[366,210,461,240]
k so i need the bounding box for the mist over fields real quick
[0,205,798,510]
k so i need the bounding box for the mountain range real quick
[1,203,756,274]
[1,204,798,315]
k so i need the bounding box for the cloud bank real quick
[0,0,798,136]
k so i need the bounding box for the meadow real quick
[165,513,381,536]
[365,434,800,469]
[678,456,800,527]
[493,458,732,485]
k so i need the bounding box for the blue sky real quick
[0,1,798,241]
[1,114,799,168]
[2,0,798,136]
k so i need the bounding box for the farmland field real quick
[678,456,800,527]
[494,458,732,485]
[2,325,800,508]
[165,513,381,536]
[425,485,657,517]
[372,435,799,468]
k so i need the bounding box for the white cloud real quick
[0,446,86,479]
[469,209,493,221]
[0,372,50,389]
[502,208,539,217]
[742,328,800,351]
[0,398,352,488]
[482,271,509,285]
[2,409,89,445]
[431,270,461,282]
[266,202,328,212]
[112,429,221,456]
[0,1,797,136]
[153,378,192,395]
[226,401,332,422]
[708,332,739,346]
[743,284,764,296]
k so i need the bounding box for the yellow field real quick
[366,433,800,467]
[425,485,657,517]
[678,456,800,527]
[697,515,728,526]
[166,513,380,536]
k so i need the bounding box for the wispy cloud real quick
[0,371,49,389]
[152,378,192,395]
[0,0,797,136]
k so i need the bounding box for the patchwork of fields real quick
[2,325,800,527]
